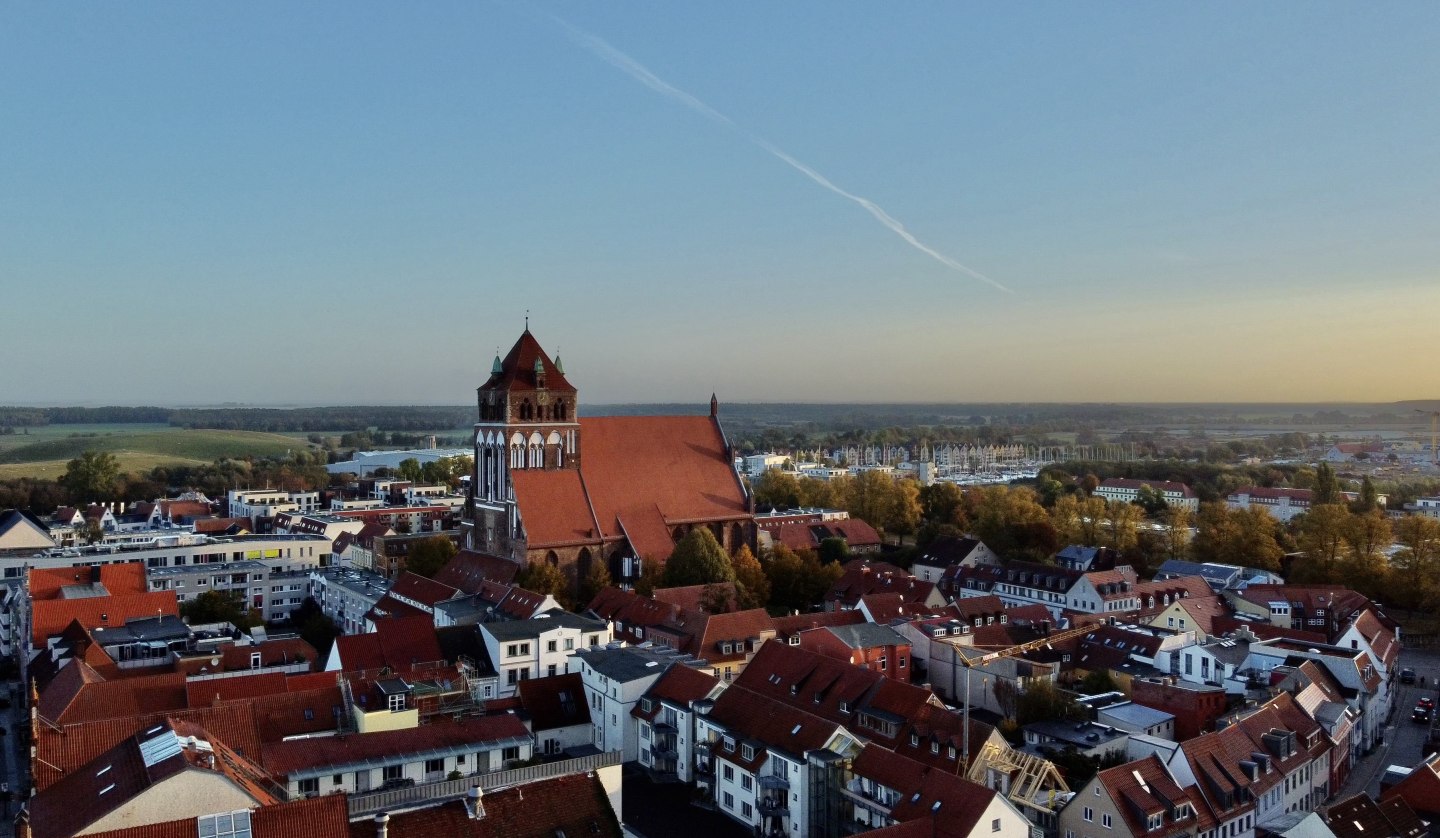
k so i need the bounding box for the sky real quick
[3,3,1438,406]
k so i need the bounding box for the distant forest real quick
[0,400,1433,439]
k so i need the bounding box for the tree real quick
[751,470,801,511]
[1101,501,1141,553]
[1292,504,1351,583]
[404,535,456,578]
[920,482,965,526]
[731,545,771,610]
[578,560,613,608]
[181,590,257,629]
[663,528,735,587]
[516,562,573,610]
[1161,506,1192,561]
[633,561,665,598]
[1080,669,1118,696]
[1132,485,1169,516]
[1392,516,1440,610]
[1351,476,1380,514]
[396,458,423,483]
[764,545,841,613]
[60,450,120,503]
[1313,462,1342,506]
[817,537,850,565]
[292,597,340,659]
[700,583,734,614]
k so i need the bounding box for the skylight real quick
[197,810,252,838]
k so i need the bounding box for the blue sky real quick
[3,3,1437,405]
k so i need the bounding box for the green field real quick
[0,425,316,478]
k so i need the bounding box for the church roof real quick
[480,330,575,394]
[514,415,749,559]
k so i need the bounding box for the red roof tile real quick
[387,571,461,607]
[332,614,443,672]
[516,673,591,732]
[28,564,147,600]
[366,770,620,838]
[433,550,520,590]
[81,794,352,838]
[32,591,180,647]
[261,714,529,775]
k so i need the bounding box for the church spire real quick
[710,393,719,417]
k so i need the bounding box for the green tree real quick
[396,458,424,483]
[1350,476,1380,514]
[181,590,258,629]
[763,545,841,613]
[817,537,850,565]
[578,560,613,608]
[1132,485,1169,516]
[60,450,121,503]
[920,482,965,525]
[1313,462,1342,506]
[291,597,340,659]
[663,528,735,587]
[1080,669,1118,696]
[633,561,665,598]
[732,545,771,610]
[404,535,456,578]
[1292,504,1351,583]
[1161,506,1192,561]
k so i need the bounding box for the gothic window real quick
[546,551,560,567]
[556,401,567,421]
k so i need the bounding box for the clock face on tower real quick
[537,393,549,405]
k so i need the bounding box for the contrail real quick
[548,15,1013,294]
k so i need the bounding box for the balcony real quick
[758,774,790,791]
[650,743,678,760]
[759,796,789,818]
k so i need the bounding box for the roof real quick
[770,609,866,641]
[386,571,461,607]
[572,644,702,683]
[824,622,909,650]
[634,662,720,721]
[766,518,883,552]
[332,614,444,672]
[81,795,352,838]
[432,550,520,590]
[1383,752,1440,816]
[653,582,738,614]
[1326,793,1427,838]
[29,564,147,600]
[1098,477,1196,497]
[478,329,577,394]
[913,535,988,569]
[261,713,530,777]
[850,744,1004,838]
[360,770,621,838]
[37,667,187,726]
[1228,485,1314,502]
[32,591,180,646]
[687,608,777,664]
[480,608,607,642]
[827,560,938,608]
[1094,754,1203,837]
[516,672,591,731]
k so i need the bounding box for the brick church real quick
[463,329,755,587]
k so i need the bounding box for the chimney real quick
[465,785,486,820]
[374,813,390,838]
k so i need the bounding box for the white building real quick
[226,489,319,522]
[570,645,703,762]
[1094,478,1199,511]
[1,532,333,580]
[742,454,788,475]
[481,609,610,697]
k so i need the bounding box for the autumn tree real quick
[663,528,735,587]
[731,545,771,610]
[1292,504,1351,583]
[920,482,966,526]
[1392,516,1440,610]
[517,561,573,610]
[751,470,801,510]
[1100,501,1141,553]
[1313,462,1342,506]
[764,545,841,613]
[1161,506,1192,561]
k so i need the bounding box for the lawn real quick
[0,426,316,477]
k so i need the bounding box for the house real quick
[1148,595,1230,638]
[1226,487,1315,523]
[517,672,593,757]
[1154,559,1283,593]
[70,796,351,838]
[843,744,1032,838]
[367,770,624,838]
[1271,660,1361,793]
[826,559,946,612]
[1095,701,1176,740]
[0,508,56,554]
[1052,545,1121,572]
[1129,678,1227,741]
[1094,477,1199,511]
[1326,442,1385,462]
[1023,720,1129,760]
[24,719,285,838]
[1381,751,1440,829]
[797,622,913,681]
[770,609,867,647]
[465,330,754,592]
[910,535,999,584]
[431,580,559,627]
[1324,793,1426,838]
[479,608,610,696]
[1057,753,1211,838]
[308,566,391,635]
[260,713,533,797]
[755,512,883,555]
[569,644,710,761]
[633,662,722,783]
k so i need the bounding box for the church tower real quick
[466,330,579,556]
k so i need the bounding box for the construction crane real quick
[937,621,1097,766]
[1418,409,1440,464]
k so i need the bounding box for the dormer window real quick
[910,733,919,746]
[640,698,653,713]
[741,744,755,761]
[388,693,406,712]
[724,736,736,752]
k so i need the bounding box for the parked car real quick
[1420,696,1435,710]
[1402,668,1417,684]
[1414,705,1431,724]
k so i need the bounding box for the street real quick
[1336,647,1440,801]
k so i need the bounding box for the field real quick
[0,425,315,479]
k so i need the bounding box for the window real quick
[742,774,753,791]
[383,765,403,782]
[723,792,734,809]
[741,744,755,761]
[991,819,1002,833]
[879,655,887,669]
[198,811,253,838]
[1102,813,1112,828]
[502,746,520,761]
[388,693,406,712]
[548,640,558,652]
[565,637,575,650]
[425,758,444,773]
[298,778,319,795]
[723,765,735,782]
[1083,807,1093,822]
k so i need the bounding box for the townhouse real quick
[633,663,722,783]
[480,608,610,695]
[1094,477,1199,511]
[570,644,708,761]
